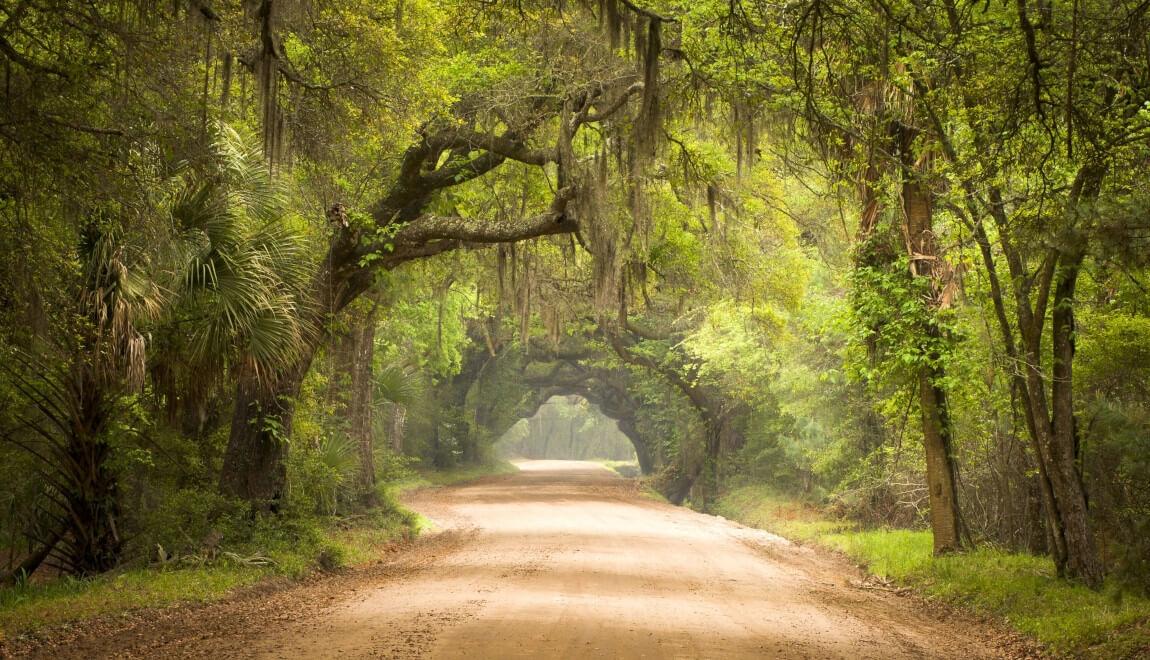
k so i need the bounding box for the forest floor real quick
[3,461,1041,659]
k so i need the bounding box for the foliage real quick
[717,485,1150,657]
[0,505,415,638]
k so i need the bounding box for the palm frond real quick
[375,362,423,406]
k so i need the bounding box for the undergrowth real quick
[715,484,1150,659]
[0,461,517,641]
[0,503,413,639]
[385,459,518,499]
[596,459,642,478]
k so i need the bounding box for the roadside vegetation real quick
[717,486,1150,658]
[0,508,408,638]
[0,461,509,640]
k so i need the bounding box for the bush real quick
[1084,399,1150,596]
[286,433,359,516]
[132,489,248,563]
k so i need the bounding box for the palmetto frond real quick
[375,361,423,407]
[160,123,312,389]
[79,225,167,389]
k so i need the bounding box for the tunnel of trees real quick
[1,0,1148,597]
[493,395,637,464]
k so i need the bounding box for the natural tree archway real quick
[495,395,637,464]
[2,0,1147,603]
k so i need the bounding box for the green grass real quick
[0,462,521,641]
[419,459,520,486]
[0,502,418,640]
[0,565,264,638]
[382,460,520,533]
[386,459,519,497]
[594,459,642,478]
[716,484,1150,658]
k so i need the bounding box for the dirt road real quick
[13,460,1031,659]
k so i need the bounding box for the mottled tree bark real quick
[219,351,313,505]
[900,138,965,555]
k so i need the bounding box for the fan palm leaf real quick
[154,122,313,392]
[375,361,423,407]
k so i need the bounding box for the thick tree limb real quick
[427,128,559,167]
[383,187,578,267]
[618,0,676,23]
[0,528,61,586]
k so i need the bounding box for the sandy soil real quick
[5,460,1041,659]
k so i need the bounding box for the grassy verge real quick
[0,461,517,641]
[715,484,1150,658]
[0,505,413,640]
[383,459,520,532]
[387,459,519,497]
[595,459,642,478]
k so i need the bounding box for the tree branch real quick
[578,82,645,126]
[384,187,578,266]
[427,127,559,167]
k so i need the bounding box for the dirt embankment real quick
[4,460,1040,659]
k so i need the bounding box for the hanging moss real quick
[622,12,632,58]
[635,17,647,70]
[606,0,621,50]
[219,51,233,111]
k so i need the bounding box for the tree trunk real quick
[219,349,314,506]
[989,160,1105,586]
[348,309,378,507]
[49,367,123,576]
[1047,244,1102,585]
[918,366,964,553]
[329,305,379,507]
[438,343,492,464]
[966,208,1063,556]
[389,403,407,453]
[618,418,654,473]
[219,384,290,506]
[901,138,965,554]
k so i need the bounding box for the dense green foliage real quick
[1,0,1147,650]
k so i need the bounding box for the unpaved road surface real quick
[8,461,1036,659]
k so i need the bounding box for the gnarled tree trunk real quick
[219,351,313,505]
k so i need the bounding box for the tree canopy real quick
[1,0,1148,596]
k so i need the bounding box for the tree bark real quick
[218,352,312,505]
[917,366,964,553]
[900,127,965,554]
[341,307,379,507]
[1048,243,1102,585]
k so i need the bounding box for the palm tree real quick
[153,124,311,430]
[1,124,311,580]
